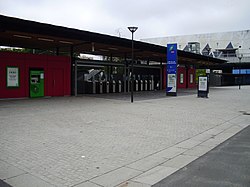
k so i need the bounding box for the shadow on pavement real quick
[80,89,197,101]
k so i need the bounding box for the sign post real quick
[198,76,208,98]
[166,43,177,96]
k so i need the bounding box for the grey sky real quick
[1,0,250,40]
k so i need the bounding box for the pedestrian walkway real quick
[153,126,250,187]
[0,86,249,187]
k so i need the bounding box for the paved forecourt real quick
[0,86,249,187]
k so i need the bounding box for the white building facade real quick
[142,30,250,63]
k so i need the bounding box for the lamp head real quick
[128,26,138,33]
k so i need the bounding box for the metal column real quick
[160,60,163,90]
[74,59,77,96]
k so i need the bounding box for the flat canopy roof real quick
[0,14,226,66]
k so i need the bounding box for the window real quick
[180,73,184,84]
[190,74,193,84]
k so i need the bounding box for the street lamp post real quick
[237,46,243,90]
[128,26,138,103]
[238,54,243,89]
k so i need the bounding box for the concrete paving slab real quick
[199,138,223,147]
[215,122,233,130]
[124,180,151,187]
[189,133,213,142]
[203,128,224,136]
[161,155,198,169]
[126,154,169,172]
[153,147,187,159]
[130,166,178,186]
[175,139,201,149]
[213,132,235,142]
[1,86,250,187]
[183,145,213,157]
[90,167,142,187]
[5,173,54,187]
[223,125,244,134]
[74,181,102,187]
[0,160,26,180]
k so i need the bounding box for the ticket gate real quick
[106,81,110,93]
[111,80,116,93]
[99,81,103,94]
[116,80,122,93]
[140,80,144,91]
[144,80,148,91]
[135,80,138,91]
[149,80,153,91]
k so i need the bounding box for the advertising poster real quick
[198,77,208,91]
[166,43,177,95]
[7,67,19,88]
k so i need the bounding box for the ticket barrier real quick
[149,80,153,91]
[116,80,122,93]
[135,80,139,91]
[140,80,144,91]
[86,81,96,94]
[111,80,116,93]
[96,81,103,94]
[106,81,110,93]
[144,80,148,91]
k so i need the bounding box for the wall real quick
[163,65,196,90]
[0,51,71,99]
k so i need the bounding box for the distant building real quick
[142,30,250,64]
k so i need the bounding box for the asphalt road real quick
[153,126,250,187]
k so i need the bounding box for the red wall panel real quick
[0,51,71,99]
[188,68,196,88]
[163,65,166,89]
[177,67,187,89]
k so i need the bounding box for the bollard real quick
[145,80,148,91]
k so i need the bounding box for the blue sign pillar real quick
[166,43,178,96]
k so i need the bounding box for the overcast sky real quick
[1,0,250,40]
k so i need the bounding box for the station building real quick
[0,15,225,99]
[142,30,250,86]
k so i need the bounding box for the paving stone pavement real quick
[0,86,250,187]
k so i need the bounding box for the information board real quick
[198,77,208,91]
[7,66,19,88]
[166,43,177,95]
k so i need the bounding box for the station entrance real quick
[74,59,162,95]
